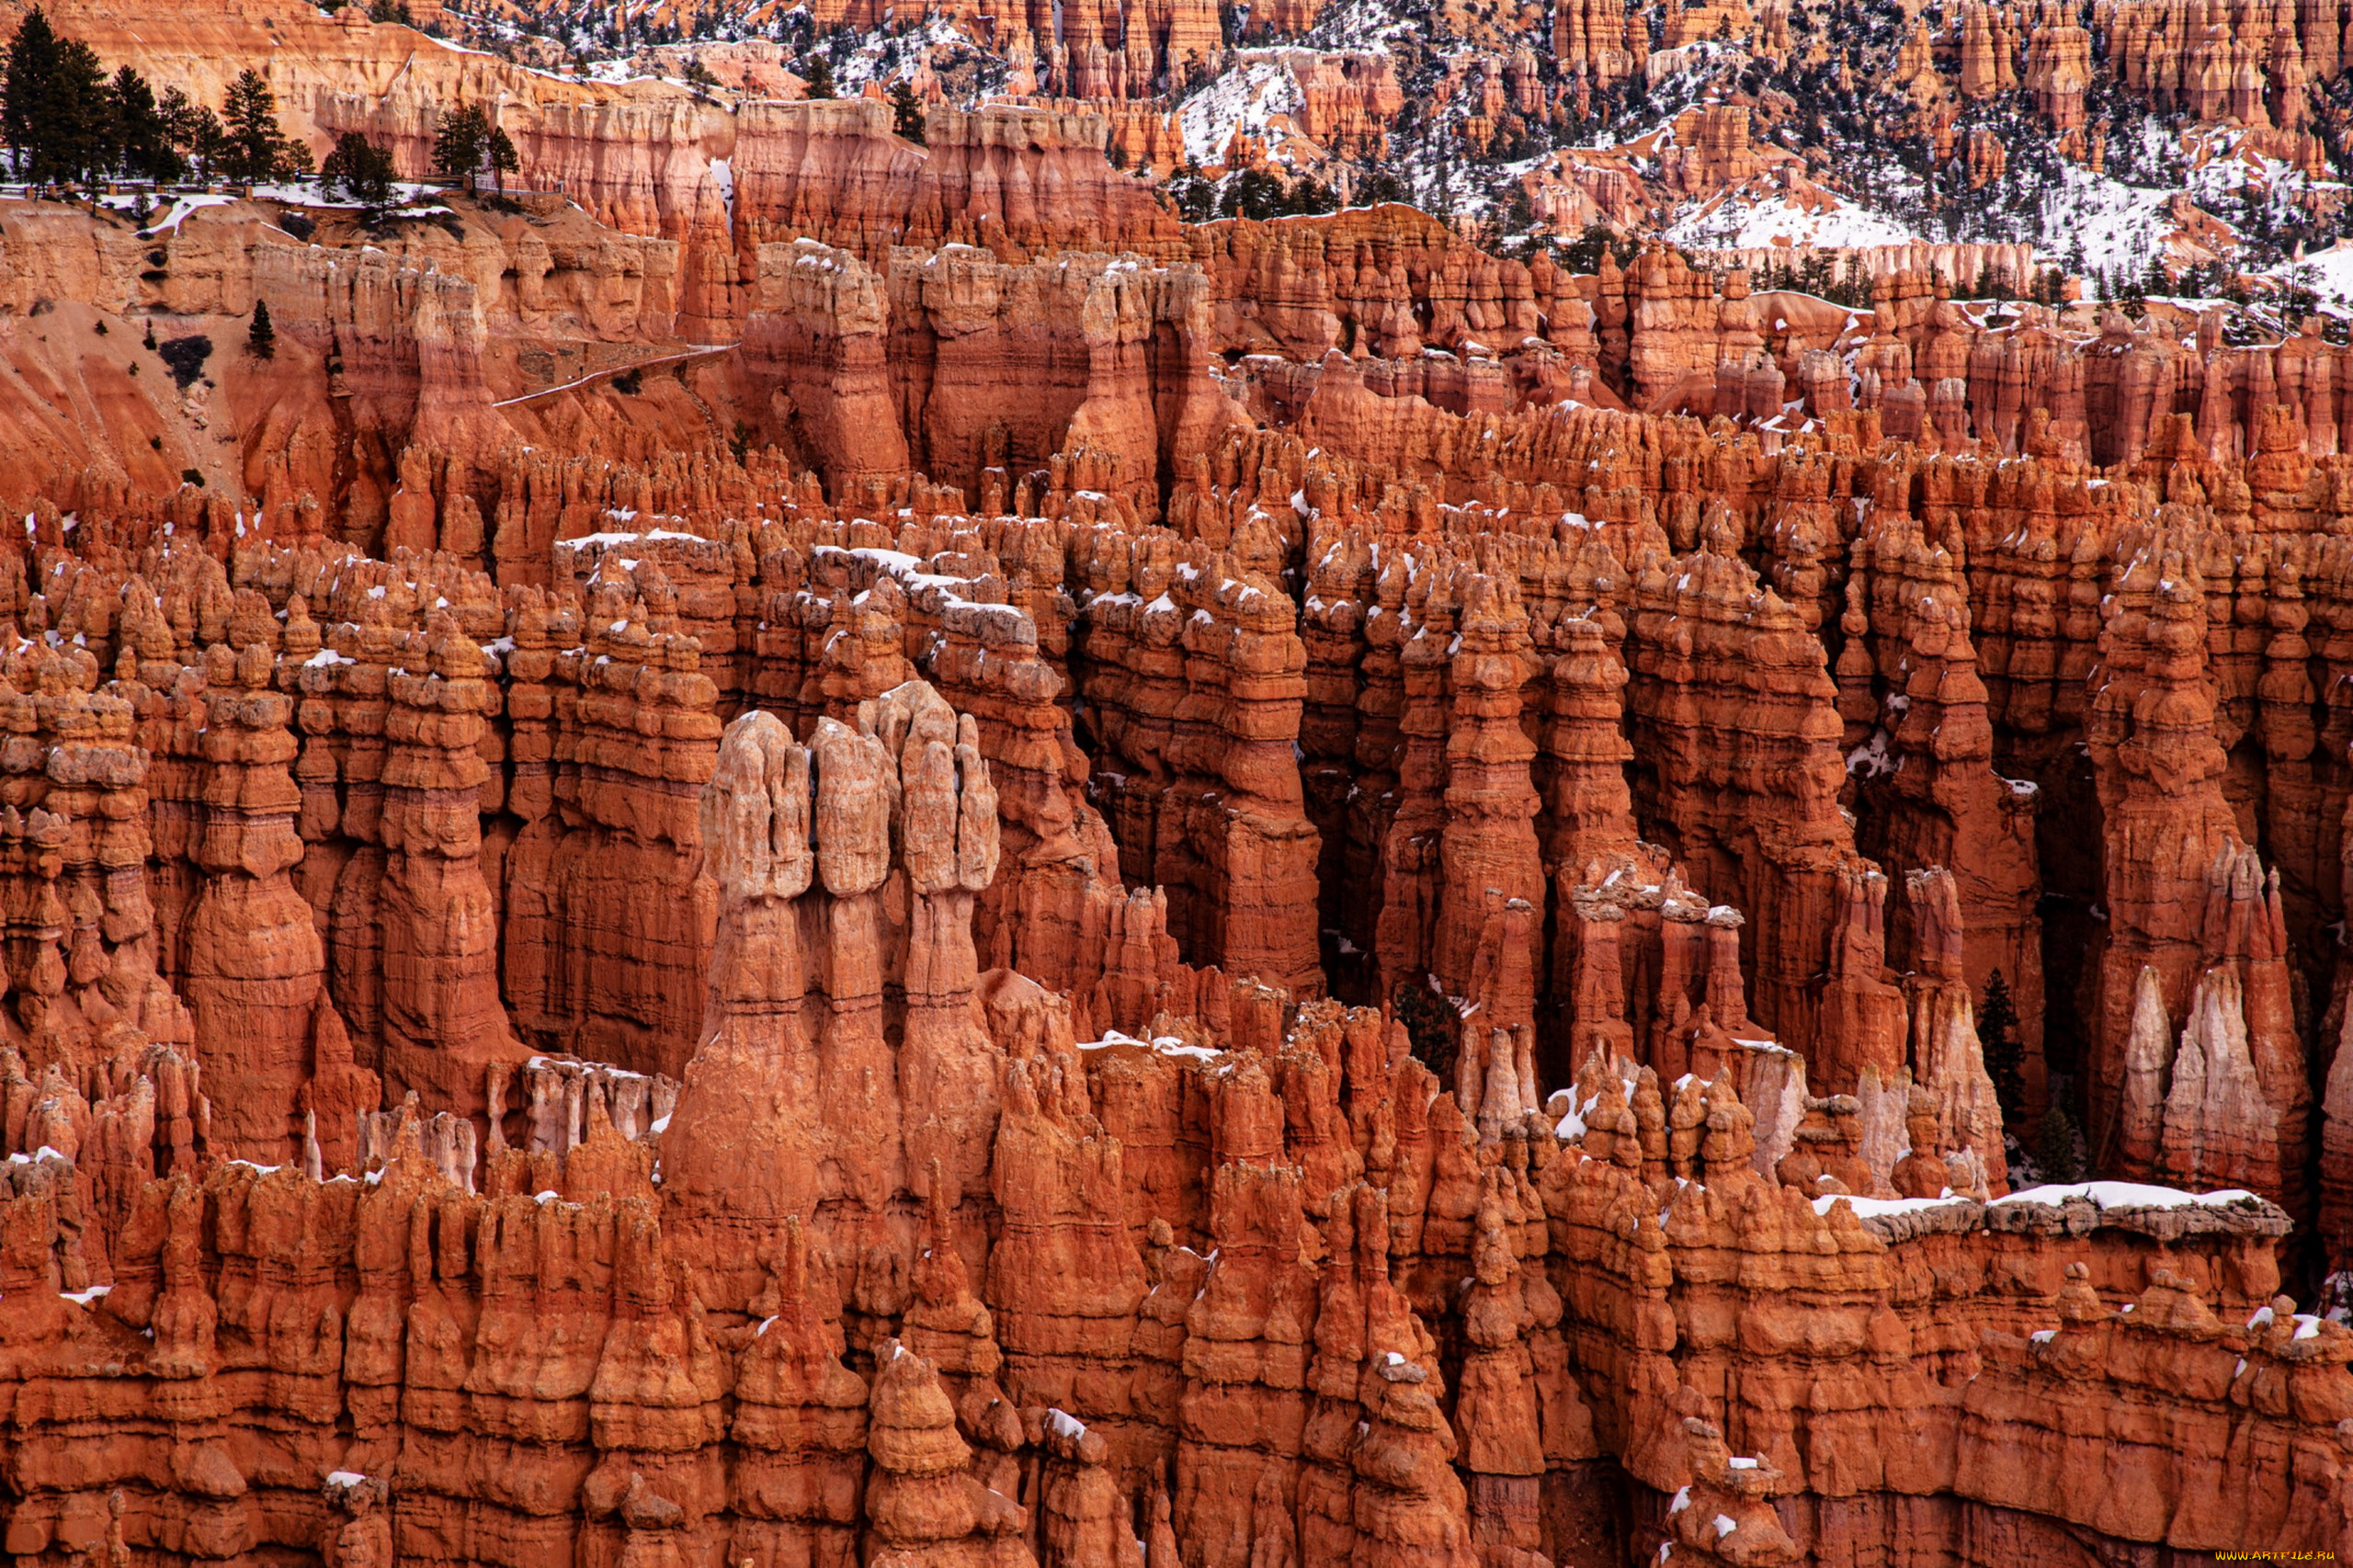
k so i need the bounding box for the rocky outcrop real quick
[744,236,1243,511]
[1071,532,1324,995]
[0,488,2337,1568]
[502,552,722,1079]
[15,64,2353,1568]
[730,99,1180,269]
[662,683,1002,1305]
[180,594,375,1165]
[2086,535,2310,1212]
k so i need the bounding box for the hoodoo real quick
[0,0,2351,1561]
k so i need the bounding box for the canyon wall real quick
[3,99,2353,1563]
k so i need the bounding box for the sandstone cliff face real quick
[733,100,1181,271]
[663,683,1004,1303]
[742,236,1242,509]
[1070,531,1326,996]
[1186,226,2353,478]
[15,107,2353,1568]
[0,194,683,550]
[0,1000,2314,1568]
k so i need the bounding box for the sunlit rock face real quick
[3,18,2353,1555]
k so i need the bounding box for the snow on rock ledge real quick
[1984,1180,2289,1241]
[1811,1191,1986,1244]
[1809,1180,2287,1245]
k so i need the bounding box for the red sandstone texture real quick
[6,92,2353,1568]
[18,0,2353,342]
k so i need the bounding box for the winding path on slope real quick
[494,342,739,408]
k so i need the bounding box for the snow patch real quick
[710,157,734,224]
[1179,57,1305,167]
[146,194,236,234]
[1990,1181,2259,1210]
[1668,191,1922,251]
[1077,1028,1221,1062]
[1812,1193,1974,1220]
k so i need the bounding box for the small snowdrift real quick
[1666,190,1924,250]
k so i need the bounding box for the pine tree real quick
[2036,1103,2083,1183]
[1165,167,1214,221]
[485,122,517,182]
[432,102,479,177]
[1283,176,1337,217]
[109,65,179,182]
[157,88,224,181]
[801,54,835,99]
[321,130,396,205]
[4,9,108,187]
[247,297,275,359]
[3,7,61,182]
[1497,185,1535,234]
[46,33,106,186]
[222,68,301,184]
[888,78,926,143]
[155,85,193,155]
[1978,971,2023,1122]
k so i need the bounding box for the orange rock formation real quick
[2,80,2353,1568]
